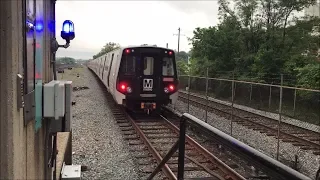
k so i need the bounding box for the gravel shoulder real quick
[58,67,139,180]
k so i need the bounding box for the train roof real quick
[119,45,174,52]
[92,45,175,60]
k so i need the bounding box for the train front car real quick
[117,46,178,114]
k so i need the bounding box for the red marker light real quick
[169,85,174,91]
[119,82,127,92]
[168,51,173,55]
[125,49,130,53]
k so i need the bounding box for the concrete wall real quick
[0,0,54,179]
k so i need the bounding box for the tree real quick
[175,51,189,62]
[189,0,319,87]
[176,60,188,75]
[93,42,120,59]
[56,57,76,65]
[296,63,320,90]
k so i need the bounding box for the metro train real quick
[87,45,179,114]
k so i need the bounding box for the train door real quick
[107,53,114,88]
[97,58,101,77]
[139,53,160,95]
[101,56,107,80]
[99,58,103,78]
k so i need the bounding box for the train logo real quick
[143,79,153,91]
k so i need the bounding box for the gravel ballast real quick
[170,99,320,179]
[59,67,139,180]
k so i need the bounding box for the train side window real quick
[162,57,174,76]
[143,57,154,75]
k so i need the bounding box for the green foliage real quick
[296,63,320,89]
[295,63,320,99]
[176,60,188,75]
[56,57,76,65]
[175,51,190,75]
[175,51,189,61]
[190,0,320,88]
[93,42,120,59]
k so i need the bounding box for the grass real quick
[57,67,86,87]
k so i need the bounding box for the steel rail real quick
[160,114,247,180]
[178,94,320,153]
[124,111,177,180]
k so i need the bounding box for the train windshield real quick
[162,57,175,76]
[120,47,176,77]
[119,55,136,75]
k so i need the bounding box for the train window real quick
[120,55,135,75]
[162,57,175,76]
[143,57,154,75]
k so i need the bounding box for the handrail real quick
[182,113,313,180]
[148,109,313,180]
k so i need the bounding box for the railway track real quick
[107,104,246,179]
[90,70,311,180]
[178,91,320,156]
[102,94,287,179]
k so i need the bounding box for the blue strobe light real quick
[61,20,75,42]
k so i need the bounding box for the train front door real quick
[139,52,161,111]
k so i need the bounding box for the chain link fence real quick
[176,74,320,179]
[178,75,320,125]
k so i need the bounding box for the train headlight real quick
[164,87,169,93]
[126,87,132,93]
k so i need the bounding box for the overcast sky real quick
[55,1,220,59]
[54,0,317,59]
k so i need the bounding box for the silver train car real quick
[87,45,179,114]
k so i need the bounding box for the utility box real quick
[43,80,72,120]
[61,164,81,180]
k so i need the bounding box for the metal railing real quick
[148,111,313,180]
[178,74,320,125]
[175,73,319,177]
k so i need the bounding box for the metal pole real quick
[187,75,190,113]
[293,88,297,117]
[177,27,180,53]
[166,43,168,48]
[249,84,252,104]
[269,84,272,110]
[177,117,186,180]
[147,140,179,180]
[276,74,283,160]
[205,68,209,123]
[231,72,235,136]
